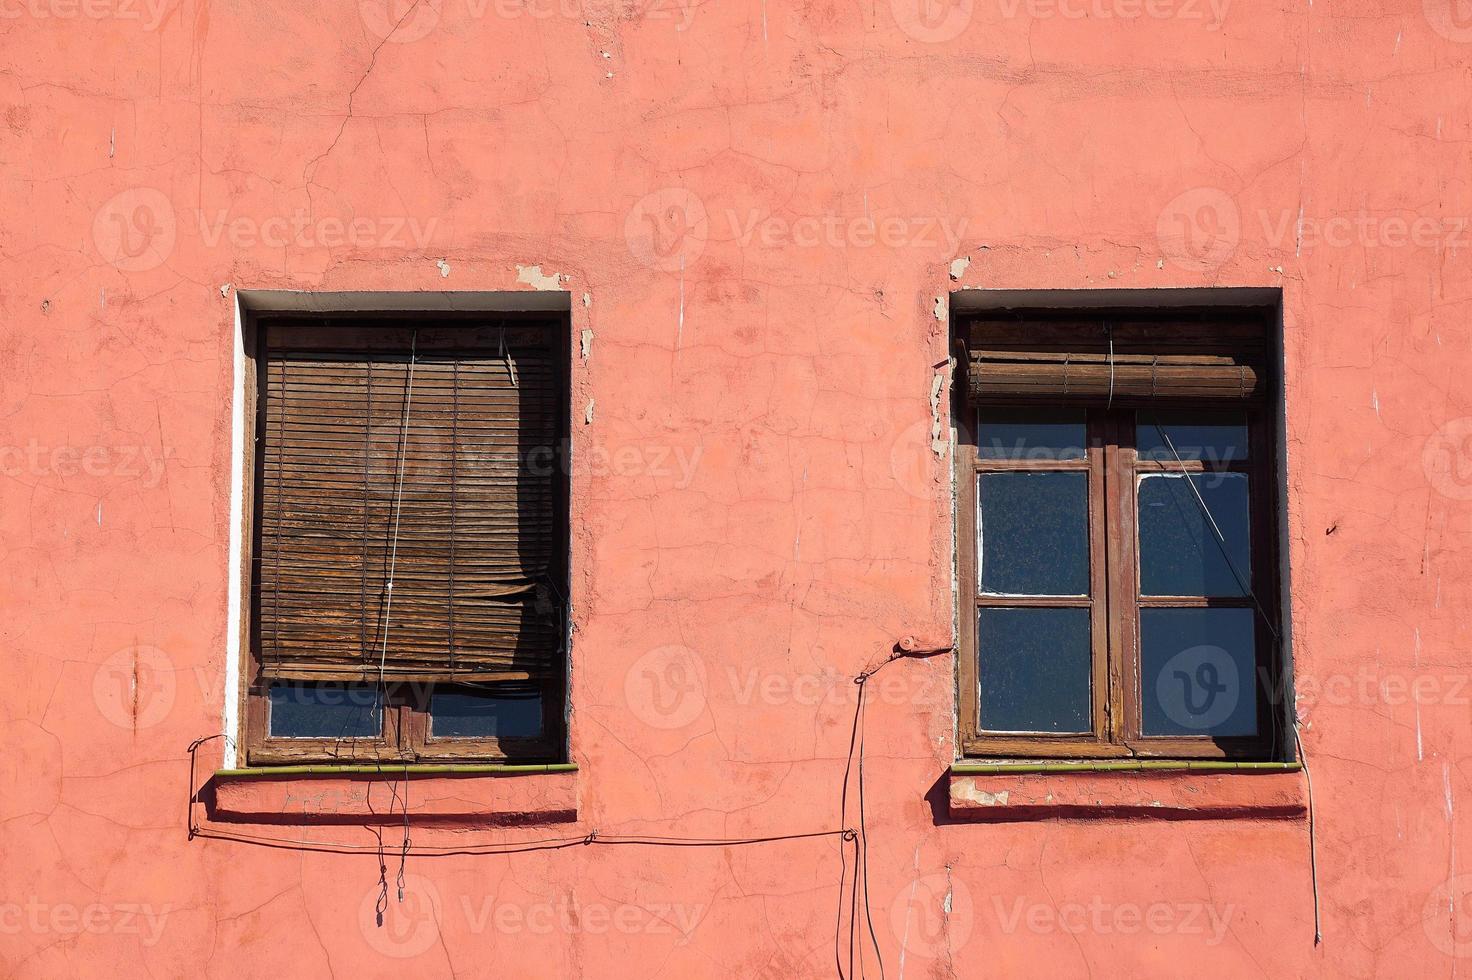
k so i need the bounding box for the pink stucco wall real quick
[3,0,1472,975]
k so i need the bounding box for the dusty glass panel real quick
[977,409,1086,462]
[1138,473,1250,596]
[980,471,1089,595]
[1136,412,1249,463]
[978,607,1091,734]
[268,682,382,738]
[1140,607,1257,737]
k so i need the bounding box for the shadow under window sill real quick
[205,764,578,827]
[947,760,1305,822]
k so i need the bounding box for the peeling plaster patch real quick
[580,328,594,361]
[1157,258,1165,270]
[581,293,591,308]
[515,264,564,290]
[929,372,947,457]
[933,296,946,321]
[584,399,594,425]
[949,256,970,281]
[436,258,451,278]
[219,283,232,298]
[953,781,1009,806]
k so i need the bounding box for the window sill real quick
[947,761,1304,821]
[207,764,578,827]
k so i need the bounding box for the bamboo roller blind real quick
[256,325,563,682]
[961,316,1267,402]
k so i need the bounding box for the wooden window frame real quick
[237,310,570,767]
[955,319,1284,761]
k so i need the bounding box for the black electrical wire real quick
[188,646,939,974]
[1147,412,1321,946]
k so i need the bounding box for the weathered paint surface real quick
[2,1,1471,976]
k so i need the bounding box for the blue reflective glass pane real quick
[980,471,1089,596]
[978,607,1091,734]
[269,683,382,738]
[1140,608,1257,737]
[1138,473,1250,597]
[431,685,543,738]
[1136,413,1249,463]
[977,410,1086,462]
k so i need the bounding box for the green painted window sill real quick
[951,760,1301,776]
[216,762,578,779]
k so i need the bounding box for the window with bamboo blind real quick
[242,315,568,764]
[954,307,1286,760]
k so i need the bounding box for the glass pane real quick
[1137,412,1248,463]
[269,683,382,738]
[1140,608,1257,737]
[1138,473,1250,596]
[978,607,1091,734]
[980,471,1089,595]
[431,684,543,738]
[977,409,1086,461]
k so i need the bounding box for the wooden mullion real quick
[1137,596,1257,608]
[1105,408,1140,747]
[1086,409,1110,744]
[955,407,981,745]
[976,594,1091,607]
[974,458,1091,473]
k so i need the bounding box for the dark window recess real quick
[243,316,569,765]
[430,684,544,739]
[955,309,1284,760]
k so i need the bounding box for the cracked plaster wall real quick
[1,0,1471,976]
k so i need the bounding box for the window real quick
[954,309,1284,759]
[241,314,568,764]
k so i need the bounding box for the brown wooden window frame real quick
[954,309,1285,761]
[237,311,570,767]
